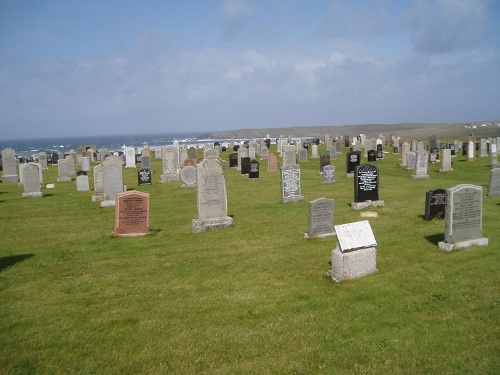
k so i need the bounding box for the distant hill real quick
[207,121,500,141]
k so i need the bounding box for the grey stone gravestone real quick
[412,149,429,179]
[400,142,410,167]
[280,164,304,203]
[406,151,416,170]
[304,197,335,239]
[439,149,453,172]
[299,148,308,162]
[66,156,76,176]
[81,156,91,172]
[100,155,125,207]
[480,138,488,157]
[76,175,90,191]
[260,145,269,159]
[438,184,488,251]
[180,165,197,188]
[2,148,18,182]
[311,144,319,158]
[57,159,72,182]
[160,146,180,182]
[192,157,233,233]
[37,152,48,169]
[22,163,42,198]
[282,145,296,166]
[487,167,500,197]
[322,165,335,184]
[325,220,377,282]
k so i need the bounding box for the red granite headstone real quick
[113,191,150,237]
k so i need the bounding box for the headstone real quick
[480,138,488,157]
[76,174,90,191]
[439,149,453,172]
[192,157,233,233]
[411,149,429,179]
[311,144,319,158]
[22,163,42,198]
[188,147,197,160]
[367,150,376,162]
[204,148,219,159]
[429,148,439,163]
[138,168,152,185]
[249,160,259,180]
[280,164,304,203]
[282,145,296,166]
[304,198,335,239]
[376,144,383,159]
[229,153,238,168]
[100,155,125,207]
[352,164,383,210]
[467,139,476,161]
[320,154,330,173]
[81,156,91,172]
[1,148,18,182]
[424,188,446,220]
[160,146,180,182]
[66,155,76,176]
[37,152,48,169]
[322,165,336,184]
[491,153,498,167]
[113,191,150,237]
[299,148,308,162]
[93,164,104,194]
[260,145,269,159]
[438,184,488,251]
[180,165,197,188]
[406,151,416,170]
[429,135,437,151]
[240,157,251,175]
[57,159,72,182]
[487,167,500,197]
[267,153,278,172]
[400,142,410,167]
[346,150,360,177]
[344,135,350,147]
[325,220,377,282]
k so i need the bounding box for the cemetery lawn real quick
[1,144,499,374]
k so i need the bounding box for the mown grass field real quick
[1,140,499,374]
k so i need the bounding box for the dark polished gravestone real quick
[320,154,330,174]
[367,150,376,162]
[438,184,488,251]
[345,150,361,177]
[424,188,446,221]
[229,152,238,168]
[376,144,383,159]
[249,160,259,179]
[240,157,251,175]
[352,164,384,210]
[138,168,152,185]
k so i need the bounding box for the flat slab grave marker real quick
[192,157,233,233]
[304,198,335,239]
[325,220,377,282]
[280,164,304,203]
[438,184,488,251]
[424,188,446,220]
[352,164,384,209]
[113,191,150,237]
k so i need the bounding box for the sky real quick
[1,0,500,139]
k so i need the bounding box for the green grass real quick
[1,144,499,374]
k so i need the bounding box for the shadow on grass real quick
[425,233,443,246]
[43,194,55,198]
[0,254,34,273]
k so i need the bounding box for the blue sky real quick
[1,0,499,139]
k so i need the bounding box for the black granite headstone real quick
[424,188,446,220]
[367,150,376,162]
[344,135,350,147]
[249,160,259,179]
[354,164,379,202]
[241,157,251,175]
[346,150,361,174]
[229,153,238,168]
[376,144,383,159]
[138,168,152,185]
[320,154,330,173]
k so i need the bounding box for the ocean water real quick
[1,132,254,157]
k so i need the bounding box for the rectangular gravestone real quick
[367,150,376,162]
[282,145,296,166]
[100,155,125,207]
[192,157,233,233]
[325,220,377,282]
[352,164,383,209]
[438,184,488,251]
[304,198,335,239]
[424,188,446,220]
[280,164,304,203]
[240,157,251,175]
[229,153,238,168]
[376,144,383,159]
[138,168,152,185]
[439,149,452,172]
[406,151,416,170]
[22,163,42,198]
[267,153,278,172]
[320,154,330,174]
[113,191,150,237]
[248,160,259,180]
[411,149,429,179]
[160,146,180,182]
[76,174,90,192]
[346,150,360,177]
[2,148,19,182]
[487,167,500,197]
[322,165,335,184]
[299,148,308,162]
[57,159,72,181]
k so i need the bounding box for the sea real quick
[1,132,267,157]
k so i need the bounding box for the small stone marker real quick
[487,167,500,197]
[424,188,446,220]
[113,191,150,237]
[280,164,304,203]
[304,198,335,239]
[180,165,197,188]
[138,168,152,185]
[325,220,377,282]
[438,184,488,251]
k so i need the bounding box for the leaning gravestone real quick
[352,164,384,209]
[438,184,488,251]
[304,198,335,239]
[2,148,18,182]
[100,155,125,207]
[487,167,500,197]
[324,220,377,282]
[180,165,197,188]
[113,191,150,237]
[138,168,152,185]
[22,163,42,198]
[411,149,430,179]
[192,157,233,233]
[280,164,304,203]
[322,165,336,184]
[424,188,446,220]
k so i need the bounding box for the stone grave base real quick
[439,168,453,173]
[192,216,233,233]
[180,184,196,189]
[160,174,180,182]
[351,200,384,210]
[438,237,488,251]
[400,164,407,168]
[22,192,43,198]
[281,195,304,203]
[411,174,429,179]
[125,165,137,168]
[321,180,336,184]
[304,231,336,239]
[2,175,19,183]
[113,231,148,237]
[325,246,377,282]
[345,173,354,178]
[100,200,116,207]
[92,194,104,202]
[57,177,72,182]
